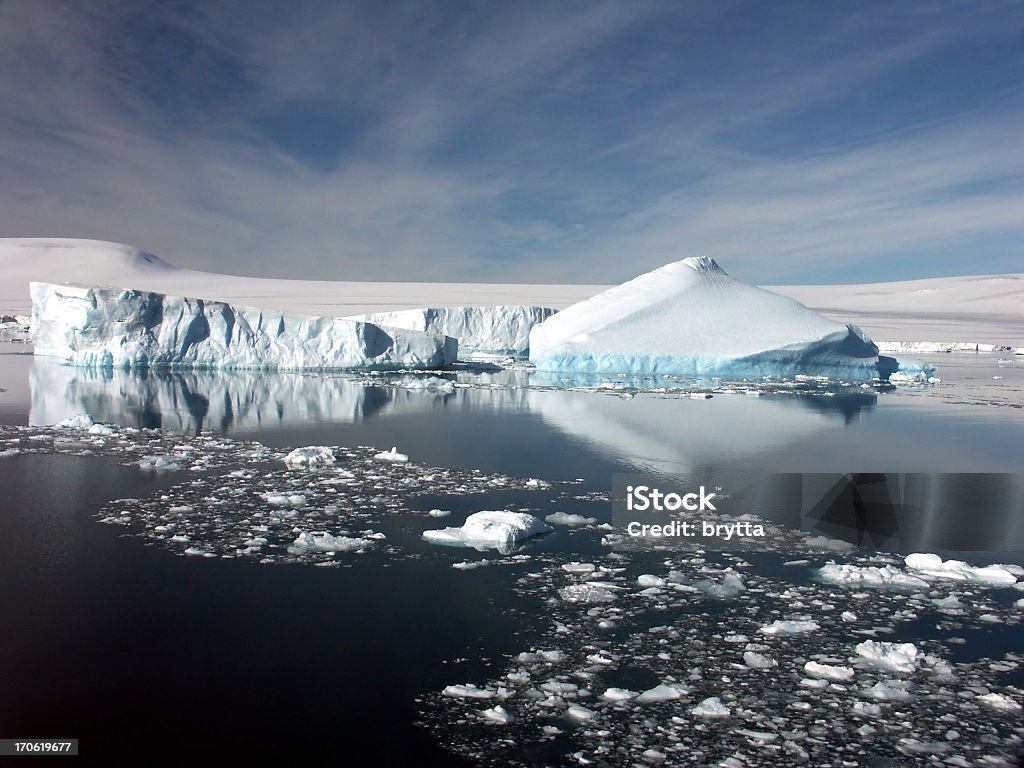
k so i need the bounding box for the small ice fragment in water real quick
[374,446,409,463]
[690,696,730,718]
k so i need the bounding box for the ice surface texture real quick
[30,282,456,370]
[529,257,894,380]
[349,305,556,357]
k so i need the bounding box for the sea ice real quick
[287,532,368,554]
[283,446,336,467]
[690,696,730,718]
[422,511,552,552]
[804,661,855,681]
[904,553,1018,586]
[529,256,900,380]
[817,562,930,591]
[759,619,820,635]
[855,641,919,673]
[373,447,409,463]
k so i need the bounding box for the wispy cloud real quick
[0,0,1021,283]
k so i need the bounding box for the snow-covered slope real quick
[529,257,890,379]
[772,274,1024,347]
[0,239,600,316]
[348,306,556,356]
[31,282,456,370]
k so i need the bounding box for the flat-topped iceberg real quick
[30,282,456,370]
[349,305,556,357]
[529,257,897,380]
[423,510,553,553]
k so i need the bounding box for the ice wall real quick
[348,305,557,357]
[30,282,457,371]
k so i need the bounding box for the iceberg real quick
[30,282,456,371]
[422,510,552,553]
[529,257,897,380]
[348,305,556,357]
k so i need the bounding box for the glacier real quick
[30,282,457,370]
[529,257,902,380]
[347,305,556,357]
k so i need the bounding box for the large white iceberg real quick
[30,282,456,370]
[529,257,897,380]
[348,306,556,357]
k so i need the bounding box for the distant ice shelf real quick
[348,305,556,357]
[30,282,457,370]
[529,257,921,381]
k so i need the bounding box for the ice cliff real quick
[30,282,456,370]
[529,257,896,380]
[348,305,556,356]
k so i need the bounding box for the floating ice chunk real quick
[138,455,182,472]
[976,692,1021,712]
[817,562,929,590]
[742,652,778,670]
[427,509,451,518]
[635,683,689,704]
[562,562,597,574]
[88,422,117,435]
[759,619,820,635]
[855,641,919,673]
[690,696,730,718]
[692,572,746,599]
[862,680,913,702]
[546,512,598,526]
[904,553,1018,586]
[423,511,552,552]
[55,414,94,429]
[804,661,855,681]
[283,446,336,467]
[374,446,409,463]
[601,687,638,702]
[443,684,494,699]
[638,574,666,587]
[0,448,21,458]
[852,701,882,717]
[559,584,618,603]
[841,611,858,622]
[263,493,306,508]
[480,705,513,724]
[287,532,367,555]
[566,704,596,721]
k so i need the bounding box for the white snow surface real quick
[529,257,889,379]
[30,282,456,371]
[422,510,553,552]
[348,305,556,356]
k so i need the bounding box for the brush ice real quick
[349,305,556,357]
[422,511,552,552]
[30,282,456,370]
[529,257,892,380]
[283,446,336,467]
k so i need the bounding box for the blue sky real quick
[0,0,1021,284]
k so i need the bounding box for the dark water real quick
[2,354,1023,764]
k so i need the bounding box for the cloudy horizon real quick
[1,0,1021,285]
